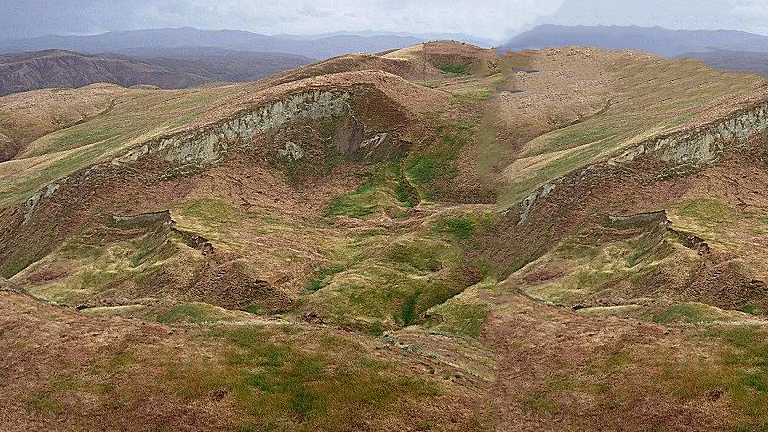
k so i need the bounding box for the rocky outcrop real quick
[20,90,353,224]
[518,182,555,224]
[23,182,60,224]
[112,210,214,255]
[276,141,305,161]
[607,210,668,226]
[608,210,711,255]
[609,103,768,167]
[112,210,173,226]
[112,90,351,167]
[516,101,768,222]
[0,276,26,294]
[331,114,407,161]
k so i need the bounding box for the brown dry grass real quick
[6,40,768,431]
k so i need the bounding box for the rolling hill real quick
[4,40,768,430]
[502,25,768,76]
[0,49,313,96]
[682,49,768,75]
[501,25,768,57]
[0,27,424,60]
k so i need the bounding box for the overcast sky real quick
[1,0,767,41]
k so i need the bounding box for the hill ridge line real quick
[512,97,768,220]
[17,69,442,222]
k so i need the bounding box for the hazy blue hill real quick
[0,48,313,95]
[501,25,768,57]
[0,27,423,60]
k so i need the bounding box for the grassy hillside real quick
[5,41,768,430]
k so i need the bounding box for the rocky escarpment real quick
[516,100,768,222]
[608,210,711,255]
[1,81,421,279]
[112,210,215,256]
[112,90,352,167]
[19,89,362,224]
[19,85,418,225]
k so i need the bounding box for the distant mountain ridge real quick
[0,48,312,96]
[274,30,499,48]
[502,25,768,58]
[683,50,768,75]
[0,27,424,60]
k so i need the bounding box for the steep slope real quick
[490,47,768,208]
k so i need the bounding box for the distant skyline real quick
[1,0,767,42]
[537,0,768,36]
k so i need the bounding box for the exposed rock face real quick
[20,90,352,224]
[607,210,668,226]
[331,114,408,161]
[112,210,215,255]
[517,101,768,222]
[112,210,173,226]
[332,116,366,157]
[610,103,768,166]
[112,90,351,167]
[276,141,305,161]
[608,210,710,255]
[517,182,555,224]
[23,182,60,224]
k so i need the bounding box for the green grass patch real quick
[405,117,476,199]
[652,304,720,324]
[433,216,476,240]
[453,87,494,104]
[670,198,734,226]
[741,303,759,315]
[26,391,63,416]
[57,242,105,260]
[521,390,559,417]
[438,64,469,74]
[385,239,458,272]
[423,301,489,339]
[302,258,480,331]
[307,265,345,293]
[407,155,437,185]
[1,255,35,278]
[327,194,377,218]
[244,303,261,314]
[157,304,211,324]
[398,291,421,326]
[169,327,440,430]
[25,372,116,417]
[326,161,415,218]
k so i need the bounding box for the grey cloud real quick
[298,4,330,18]
[538,0,768,34]
[0,0,566,41]
[0,0,766,43]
